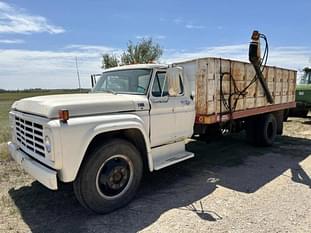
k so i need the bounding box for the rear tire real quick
[73,139,143,214]
[283,109,289,122]
[246,113,277,146]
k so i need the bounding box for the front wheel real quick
[73,139,143,214]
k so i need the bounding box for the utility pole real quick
[75,56,81,91]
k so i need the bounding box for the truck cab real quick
[291,68,311,117]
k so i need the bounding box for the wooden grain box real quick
[175,57,296,119]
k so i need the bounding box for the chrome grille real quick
[15,116,45,157]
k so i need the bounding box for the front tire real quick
[73,139,143,214]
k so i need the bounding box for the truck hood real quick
[12,93,149,118]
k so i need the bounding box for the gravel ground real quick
[0,117,311,233]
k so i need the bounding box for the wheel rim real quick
[96,154,134,200]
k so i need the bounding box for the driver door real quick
[149,70,175,147]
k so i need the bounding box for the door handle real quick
[180,100,191,105]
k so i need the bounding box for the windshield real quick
[299,70,311,84]
[92,69,152,95]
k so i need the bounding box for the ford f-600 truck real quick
[7,32,296,213]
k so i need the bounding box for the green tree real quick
[101,54,119,69]
[101,38,163,69]
[121,38,163,65]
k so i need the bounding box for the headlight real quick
[44,136,52,153]
[9,113,15,142]
[9,113,14,129]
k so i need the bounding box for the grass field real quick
[0,90,85,160]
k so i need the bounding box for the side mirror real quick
[166,67,183,97]
[91,73,101,88]
[91,74,95,88]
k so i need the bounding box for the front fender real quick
[58,113,152,182]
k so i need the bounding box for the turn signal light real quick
[59,109,69,123]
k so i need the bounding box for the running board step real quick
[152,141,194,170]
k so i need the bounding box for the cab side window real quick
[167,74,184,96]
[152,72,168,97]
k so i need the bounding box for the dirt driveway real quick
[1,117,311,233]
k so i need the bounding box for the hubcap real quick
[96,155,134,199]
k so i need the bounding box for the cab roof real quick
[103,64,168,73]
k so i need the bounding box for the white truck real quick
[7,33,296,213]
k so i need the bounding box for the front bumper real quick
[7,141,58,190]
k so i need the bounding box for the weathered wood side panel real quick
[195,59,207,114]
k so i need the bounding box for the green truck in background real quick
[290,67,311,117]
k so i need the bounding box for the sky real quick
[0,0,310,90]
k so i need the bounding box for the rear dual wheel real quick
[246,113,277,146]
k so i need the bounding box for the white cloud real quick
[155,35,166,40]
[64,44,120,53]
[0,38,24,44]
[162,44,311,71]
[135,35,148,39]
[173,18,183,24]
[185,24,205,29]
[0,1,64,34]
[0,46,120,90]
[1,44,310,90]
[170,17,206,30]
[135,35,166,40]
